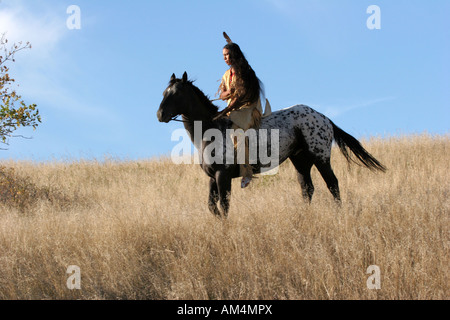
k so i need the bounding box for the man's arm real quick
[213,97,240,121]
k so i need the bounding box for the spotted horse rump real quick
[260,105,334,163]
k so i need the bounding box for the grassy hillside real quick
[0,134,448,299]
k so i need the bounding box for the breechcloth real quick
[229,107,262,179]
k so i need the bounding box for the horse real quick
[157,72,386,217]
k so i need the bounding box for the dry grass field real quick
[0,134,448,300]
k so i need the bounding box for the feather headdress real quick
[223,32,233,44]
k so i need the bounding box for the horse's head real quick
[157,72,191,123]
[157,72,218,123]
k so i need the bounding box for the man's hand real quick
[213,97,240,121]
[220,90,231,101]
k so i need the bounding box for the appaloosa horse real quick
[157,72,386,217]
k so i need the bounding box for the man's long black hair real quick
[223,43,263,106]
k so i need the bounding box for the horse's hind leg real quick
[289,153,314,202]
[315,160,341,203]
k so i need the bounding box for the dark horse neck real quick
[182,116,216,146]
[181,92,220,150]
[178,85,240,178]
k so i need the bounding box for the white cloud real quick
[264,0,291,15]
[0,0,67,58]
[0,1,72,109]
[320,97,397,118]
[0,1,122,136]
[263,0,355,58]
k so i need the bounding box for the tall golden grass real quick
[0,134,448,300]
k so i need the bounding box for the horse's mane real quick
[169,78,219,115]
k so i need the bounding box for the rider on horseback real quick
[215,32,271,188]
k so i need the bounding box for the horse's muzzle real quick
[157,109,170,123]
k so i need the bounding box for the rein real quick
[169,116,189,123]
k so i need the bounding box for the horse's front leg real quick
[208,178,221,216]
[216,170,232,218]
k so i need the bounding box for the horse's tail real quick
[331,122,386,172]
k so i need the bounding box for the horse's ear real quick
[170,73,176,81]
[182,72,188,83]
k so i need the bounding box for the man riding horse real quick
[156,33,386,218]
[215,32,271,188]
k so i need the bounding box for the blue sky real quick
[0,0,448,161]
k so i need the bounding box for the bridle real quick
[167,98,222,123]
